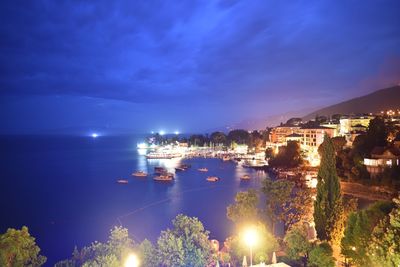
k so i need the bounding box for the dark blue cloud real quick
[0,0,399,133]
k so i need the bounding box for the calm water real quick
[0,135,269,265]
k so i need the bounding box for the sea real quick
[0,135,270,265]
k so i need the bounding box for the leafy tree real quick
[366,116,387,151]
[262,177,294,233]
[331,136,346,153]
[308,242,335,267]
[157,230,185,267]
[227,129,250,145]
[224,222,277,266]
[265,147,274,159]
[189,134,208,147]
[138,239,158,267]
[0,226,46,267]
[210,131,227,146]
[248,130,264,152]
[55,226,134,267]
[341,201,393,266]
[314,135,345,245]
[157,214,213,267]
[269,141,302,168]
[227,189,259,224]
[284,187,314,230]
[284,223,312,265]
[367,196,400,266]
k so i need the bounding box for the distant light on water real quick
[137,142,148,149]
[91,133,98,138]
[174,131,180,135]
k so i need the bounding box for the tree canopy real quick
[227,189,259,224]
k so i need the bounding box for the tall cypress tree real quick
[314,134,344,244]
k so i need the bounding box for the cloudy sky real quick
[1,0,399,134]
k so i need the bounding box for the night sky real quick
[1,1,399,134]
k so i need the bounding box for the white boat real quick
[154,174,174,181]
[222,156,230,161]
[198,168,208,172]
[146,152,182,159]
[132,171,148,177]
[206,176,219,182]
[117,179,129,184]
[240,174,251,180]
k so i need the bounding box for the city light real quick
[159,130,165,136]
[124,253,139,267]
[91,133,98,138]
[137,142,148,149]
[174,131,180,135]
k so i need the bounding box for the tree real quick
[284,223,312,265]
[314,135,345,245]
[224,222,278,266]
[284,187,314,230]
[366,116,387,151]
[156,214,213,267]
[341,201,393,266]
[227,129,250,146]
[269,141,302,168]
[367,196,400,266]
[0,226,46,267]
[262,177,294,233]
[331,136,346,153]
[308,242,335,267]
[210,132,227,146]
[138,239,158,267]
[227,189,259,224]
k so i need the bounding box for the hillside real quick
[303,85,400,120]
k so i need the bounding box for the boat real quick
[132,171,148,177]
[240,174,251,180]
[222,156,230,161]
[175,167,186,171]
[198,168,208,172]
[154,167,167,174]
[206,176,219,182]
[117,179,129,184]
[154,174,174,181]
[146,152,182,159]
[181,164,191,169]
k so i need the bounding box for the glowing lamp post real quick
[124,253,139,267]
[244,228,257,266]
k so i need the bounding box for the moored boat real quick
[132,171,148,177]
[154,167,167,174]
[206,176,219,182]
[198,168,208,172]
[222,155,230,161]
[154,174,174,181]
[240,174,251,180]
[175,167,186,171]
[117,179,129,184]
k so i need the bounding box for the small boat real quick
[154,167,167,174]
[181,164,191,169]
[241,174,251,180]
[206,176,219,182]
[154,174,174,181]
[132,171,148,177]
[222,156,230,161]
[117,179,129,184]
[198,168,208,172]
[175,167,186,172]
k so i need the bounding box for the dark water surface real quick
[0,135,268,265]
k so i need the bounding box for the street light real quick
[124,253,139,267]
[244,228,257,266]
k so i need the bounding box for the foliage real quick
[269,141,302,168]
[227,189,259,224]
[341,201,394,266]
[284,187,314,230]
[227,129,250,145]
[224,222,278,266]
[261,177,294,232]
[314,135,345,245]
[55,226,135,267]
[308,242,335,267]
[248,130,264,152]
[210,131,227,146]
[138,239,158,267]
[189,134,209,147]
[367,196,400,267]
[284,223,312,263]
[156,214,213,267]
[331,136,346,153]
[0,226,46,267]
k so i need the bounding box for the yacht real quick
[154,167,167,174]
[116,179,129,184]
[240,174,251,180]
[206,176,219,182]
[154,173,174,181]
[198,168,208,172]
[132,171,148,177]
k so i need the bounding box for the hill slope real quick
[303,85,400,120]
